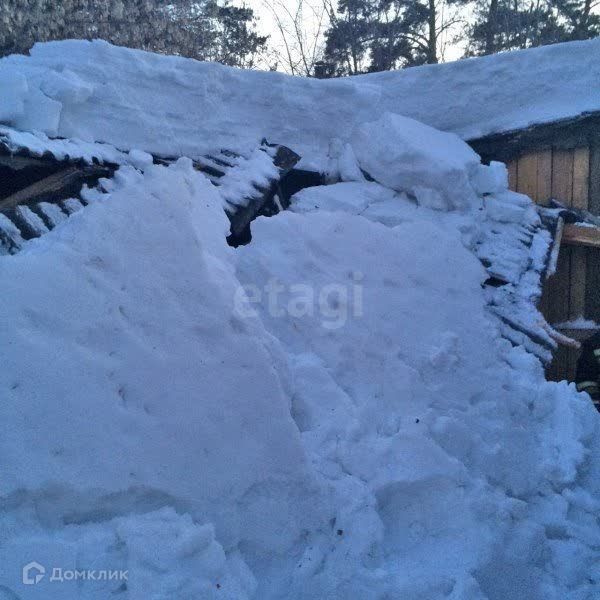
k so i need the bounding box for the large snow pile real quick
[0,101,599,599]
[1,38,599,168]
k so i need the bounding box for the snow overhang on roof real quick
[0,37,599,170]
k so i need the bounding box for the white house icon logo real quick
[22,562,45,585]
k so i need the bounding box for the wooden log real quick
[0,165,111,213]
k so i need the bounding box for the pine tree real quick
[466,0,599,56]
[0,0,267,67]
[322,0,467,76]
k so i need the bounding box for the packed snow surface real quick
[1,101,599,599]
[1,37,600,168]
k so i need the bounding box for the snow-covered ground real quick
[0,41,599,600]
[1,37,599,169]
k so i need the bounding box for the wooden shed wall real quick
[506,141,600,381]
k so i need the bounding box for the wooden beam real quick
[0,165,110,212]
[562,224,600,248]
[0,154,52,171]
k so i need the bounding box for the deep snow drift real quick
[1,37,600,168]
[0,108,599,598]
[1,41,599,600]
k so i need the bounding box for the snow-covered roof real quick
[1,38,599,170]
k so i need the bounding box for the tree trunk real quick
[485,0,499,55]
[427,0,438,63]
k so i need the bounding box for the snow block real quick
[350,112,481,210]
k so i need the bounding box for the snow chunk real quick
[291,181,401,216]
[127,149,154,171]
[350,113,481,210]
[472,161,509,195]
[0,67,28,122]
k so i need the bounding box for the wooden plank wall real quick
[507,143,600,381]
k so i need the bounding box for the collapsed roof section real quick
[0,128,300,253]
[1,38,586,362]
[0,109,565,363]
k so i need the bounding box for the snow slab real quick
[0,38,599,167]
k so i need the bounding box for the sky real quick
[247,0,333,73]
[242,0,465,73]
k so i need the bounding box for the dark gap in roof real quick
[0,151,116,253]
[0,158,64,200]
[227,168,325,248]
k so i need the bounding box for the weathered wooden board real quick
[507,160,518,191]
[587,248,600,322]
[544,248,572,325]
[572,146,590,210]
[517,153,538,200]
[493,137,599,383]
[547,345,570,381]
[569,246,588,319]
[562,224,600,248]
[0,165,110,212]
[551,148,574,206]
[536,149,552,204]
[590,140,600,216]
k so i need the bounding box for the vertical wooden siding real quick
[506,144,599,381]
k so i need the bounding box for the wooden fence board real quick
[503,145,597,383]
[587,248,600,322]
[569,247,587,319]
[552,149,574,206]
[517,153,538,200]
[572,146,590,210]
[536,149,553,205]
[590,140,600,216]
[545,248,572,325]
[507,160,518,191]
[548,346,569,381]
